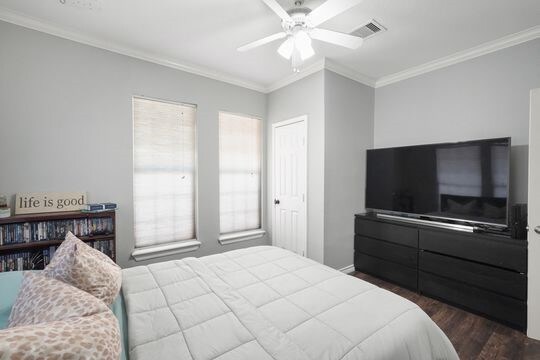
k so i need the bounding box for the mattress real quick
[122,246,458,360]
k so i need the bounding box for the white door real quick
[272,116,307,256]
[528,88,540,340]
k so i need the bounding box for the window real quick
[219,112,263,240]
[133,97,197,255]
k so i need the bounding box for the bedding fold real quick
[122,246,458,360]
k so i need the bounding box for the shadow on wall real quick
[511,145,528,205]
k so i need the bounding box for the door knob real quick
[274,199,280,205]
[535,226,540,235]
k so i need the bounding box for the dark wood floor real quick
[353,272,540,360]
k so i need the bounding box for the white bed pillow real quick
[3,272,121,360]
[8,272,109,327]
[1,312,120,360]
[43,231,122,305]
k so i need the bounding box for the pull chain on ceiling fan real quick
[238,0,364,72]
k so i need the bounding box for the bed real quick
[122,246,458,360]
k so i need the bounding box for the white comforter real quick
[122,246,458,360]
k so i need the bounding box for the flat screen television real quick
[366,137,511,227]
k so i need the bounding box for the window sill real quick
[131,240,201,262]
[218,229,266,245]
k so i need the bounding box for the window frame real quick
[217,111,265,245]
[131,95,200,261]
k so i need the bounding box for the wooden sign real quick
[15,192,88,215]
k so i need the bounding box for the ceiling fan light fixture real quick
[291,48,303,72]
[244,0,365,72]
[277,36,294,59]
[294,31,314,61]
[277,30,314,69]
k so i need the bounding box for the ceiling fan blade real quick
[310,28,363,49]
[307,0,363,27]
[261,0,292,22]
[238,32,287,52]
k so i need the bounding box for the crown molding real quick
[265,59,326,93]
[0,7,267,93]
[324,59,376,87]
[0,7,373,94]
[1,6,538,93]
[265,58,376,92]
[375,25,540,88]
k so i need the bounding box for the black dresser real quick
[354,213,528,330]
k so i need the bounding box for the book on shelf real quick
[0,217,114,245]
[84,203,105,211]
[0,209,10,219]
[91,239,115,260]
[0,195,9,219]
[82,202,117,212]
[0,249,47,271]
[0,239,115,272]
[0,210,116,271]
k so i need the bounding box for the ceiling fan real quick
[238,0,364,72]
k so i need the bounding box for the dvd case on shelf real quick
[0,217,114,245]
[0,211,116,271]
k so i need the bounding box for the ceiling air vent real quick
[350,20,386,40]
[59,0,102,11]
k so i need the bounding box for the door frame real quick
[271,115,308,256]
[528,88,540,340]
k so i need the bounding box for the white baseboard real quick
[339,264,355,274]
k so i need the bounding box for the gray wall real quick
[266,71,325,263]
[266,70,375,269]
[0,21,268,268]
[374,39,540,204]
[324,70,374,269]
[3,19,538,271]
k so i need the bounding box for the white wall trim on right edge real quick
[375,25,540,88]
[528,88,540,340]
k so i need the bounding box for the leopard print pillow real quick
[43,231,122,305]
[0,312,120,360]
[8,272,109,327]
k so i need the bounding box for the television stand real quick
[472,223,511,236]
[354,213,527,330]
[376,213,475,232]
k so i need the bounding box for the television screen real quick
[366,137,510,226]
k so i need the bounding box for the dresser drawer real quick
[355,217,418,248]
[355,235,417,268]
[419,251,526,300]
[355,252,417,290]
[419,229,527,273]
[419,271,526,330]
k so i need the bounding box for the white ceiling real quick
[0,0,539,91]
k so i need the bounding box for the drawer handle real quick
[535,226,540,235]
